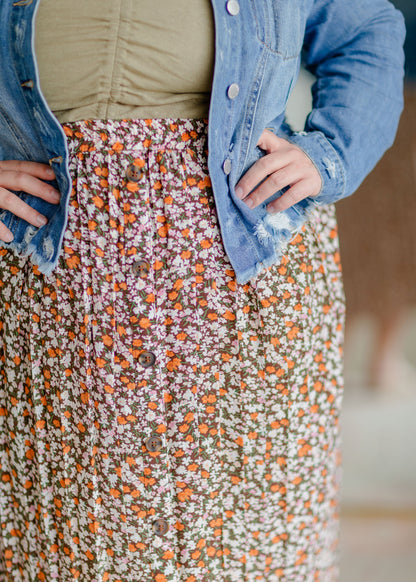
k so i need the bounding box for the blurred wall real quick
[336,0,416,321]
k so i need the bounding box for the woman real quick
[0,1,405,581]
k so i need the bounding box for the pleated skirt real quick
[0,118,345,582]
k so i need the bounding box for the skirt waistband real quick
[61,117,209,154]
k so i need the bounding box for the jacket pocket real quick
[251,0,305,59]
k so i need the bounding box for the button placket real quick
[123,148,175,571]
[223,0,240,179]
[224,81,239,177]
[90,145,174,575]
[123,156,158,374]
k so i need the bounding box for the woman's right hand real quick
[0,160,61,243]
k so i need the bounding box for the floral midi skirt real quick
[0,118,345,582]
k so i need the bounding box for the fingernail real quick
[36,215,48,227]
[245,198,254,208]
[50,189,60,202]
[46,167,55,178]
[4,232,14,243]
[235,186,244,199]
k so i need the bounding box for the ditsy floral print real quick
[0,118,345,582]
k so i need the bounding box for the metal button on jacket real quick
[227,83,240,99]
[226,0,240,16]
[138,351,156,368]
[145,434,163,453]
[223,158,232,175]
[132,259,150,278]
[126,163,144,182]
[153,518,169,536]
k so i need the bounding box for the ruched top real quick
[34,0,215,122]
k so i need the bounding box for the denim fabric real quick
[0,0,406,284]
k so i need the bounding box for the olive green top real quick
[34,0,215,122]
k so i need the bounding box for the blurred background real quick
[286,1,416,580]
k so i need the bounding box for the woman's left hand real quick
[235,128,322,213]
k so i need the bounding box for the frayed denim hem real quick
[235,252,281,285]
[0,236,59,276]
[235,197,320,285]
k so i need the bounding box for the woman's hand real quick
[235,129,322,213]
[0,160,61,242]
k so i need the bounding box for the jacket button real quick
[126,163,144,182]
[132,259,150,278]
[153,518,169,536]
[145,434,163,452]
[21,79,34,88]
[223,158,232,175]
[227,83,240,100]
[226,0,240,15]
[139,351,156,368]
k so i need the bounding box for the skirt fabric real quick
[0,118,345,582]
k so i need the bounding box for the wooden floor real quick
[340,514,416,582]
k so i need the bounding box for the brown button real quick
[132,259,150,278]
[126,163,144,182]
[153,518,169,536]
[145,434,163,452]
[138,351,156,368]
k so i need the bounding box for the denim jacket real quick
[0,0,406,284]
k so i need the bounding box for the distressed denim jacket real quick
[0,0,406,284]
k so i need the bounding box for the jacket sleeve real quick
[286,0,406,205]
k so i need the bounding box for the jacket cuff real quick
[285,130,346,205]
